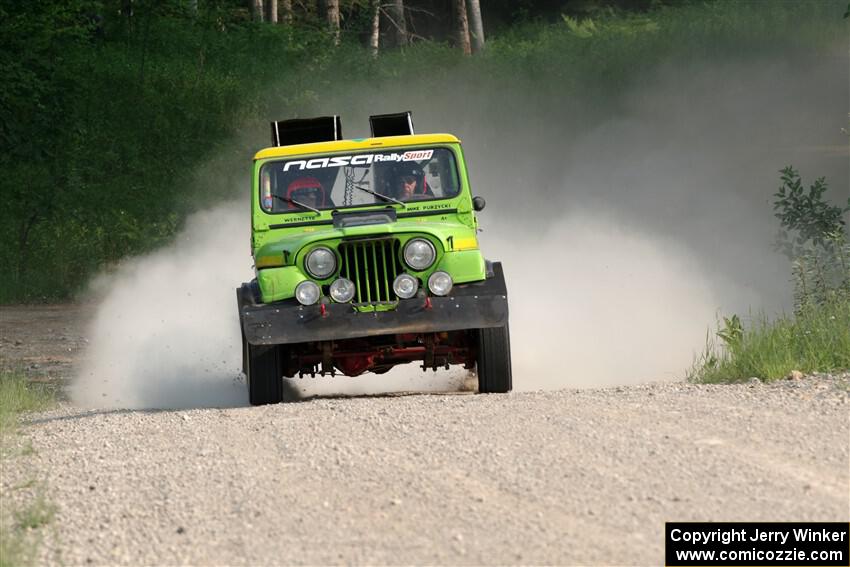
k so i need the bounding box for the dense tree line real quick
[112,0,490,54]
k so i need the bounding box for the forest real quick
[0,0,846,302]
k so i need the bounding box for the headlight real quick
[295,281,321,305]
[393,274,419,299]
[305,247,337,279]
[330,278,355,303]
[428,271,453,296]
[403,238,436,271]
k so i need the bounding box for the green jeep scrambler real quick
[237,112,511,404]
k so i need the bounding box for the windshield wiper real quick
[352,186,406,208]
[273,194,320,214]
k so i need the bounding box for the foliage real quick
[691,167,850,383]
[690,298,850,383]
[0,369,55,435]
[773,166,850,314]
[715,314,743,352]
[790,240,850,314]
[0,484,55,567]
[0,530,33,567]
[774,166,849,257]
[482,0,843,90]
[0,0,335,301]
[0,366,56,567]
[12,495,56,531]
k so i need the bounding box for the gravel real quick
[2,374,848,565]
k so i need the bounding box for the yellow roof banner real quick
[254,133,460,160]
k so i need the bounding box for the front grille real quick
[338,238,403,304]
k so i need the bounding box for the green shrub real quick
[691,166,850,383]
[774,166,850,313]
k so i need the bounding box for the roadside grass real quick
[0,533,32,567]
[12,495,56,531]
[0,367,58,567]
[689,298,850,383]
[0,368,55,435]
[0,493,55,567]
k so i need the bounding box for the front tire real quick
[247,344,284,405]
[476,324,512,393]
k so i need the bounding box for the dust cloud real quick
[72,206,251,409]
[72,46,848,408]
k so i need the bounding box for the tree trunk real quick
[266,0,278,23]
[369,0,380,57]
[16,212,41,285]
[121,0,133,30]
[251,0,264,22]
[280,0,293,24]
[453,0,471,55]
[326,0,340,44]
[467,0,484,52]
[391,0,407,47]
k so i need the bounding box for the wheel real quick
[246,343,284,405]
[476,323,512,394]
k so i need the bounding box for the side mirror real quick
[472,196,486,211]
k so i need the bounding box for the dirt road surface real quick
[1,305,848,565]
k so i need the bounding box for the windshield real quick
[259,146,460,213]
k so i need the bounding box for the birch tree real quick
[326,0,340,44]
[453,0,471,55]
[266,0,278,23]
[391,0,407,47]
[251,0,264,22]
[467,0,484,52]
[369,0,380,57]
[280,0,293,24]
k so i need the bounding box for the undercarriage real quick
[238,262,511,404]
[276,330,476,378]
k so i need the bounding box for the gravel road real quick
[1,306,849,565]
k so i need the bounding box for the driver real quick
[394,167,430,201]
[397,174,419,201]
[286,177,327,209]
[291,187,322,208]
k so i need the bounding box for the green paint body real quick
[250,142,486,310]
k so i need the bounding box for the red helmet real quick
[286,177,325,208]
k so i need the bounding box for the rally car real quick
[237,112,511,404]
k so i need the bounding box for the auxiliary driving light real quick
[428,271,453,296]
[330,278,356,303]
[305,247,337,279]
[403,238,436,271]
[295,280,321,305]
[393,274,419,299]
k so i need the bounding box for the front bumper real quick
[239,262,508,345]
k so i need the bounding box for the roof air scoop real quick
[369,111,414,138]
[270,115,342,147]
